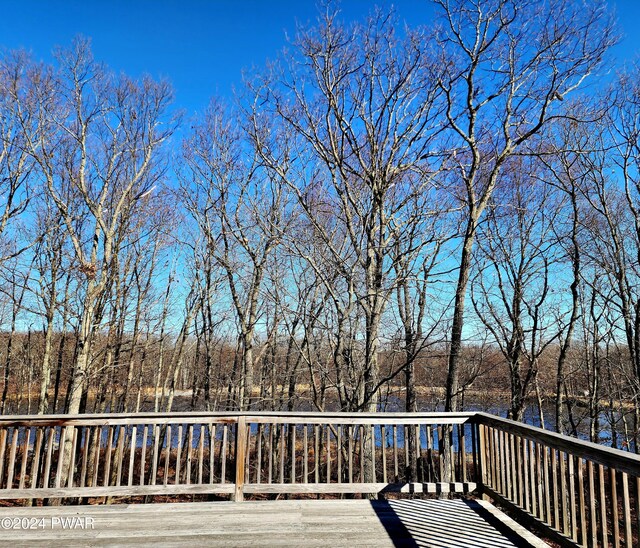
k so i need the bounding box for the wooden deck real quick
[2,410,639,545]
[0,498,548,547]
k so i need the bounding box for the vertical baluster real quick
[140,425,149,486]
[490,428,502,493]
[359,425,365,483]
[436,425,443,481]
[588,461,597,547]
[245,423,250,490]
[427,425,434,482]
[67,426,78,488]
[414,424,420,482]
[91,426,103,487]
[483,426,490,487]
[598,464,608,547]
[348,425,354,484]
[551,449,559,529]
[18,427,31,490]
[55,428,67,489]
[568,453,577,540]
[78,426,89,488]
[427,424,434,484]
[280,424,286,484]
[31,427,44,489]
[303,425,308,483]
[314,425,320,483]
[490,428,498,491]
[536,443,544,522]
[460,424,466,484]
[162,425,171,486]
[529,440,537,518]
[256,424,263,484]
[471,423,477,485]
[543,445,551,525]
[577,457,586,546]
[209,423,216,484]
[450,426,456,484]
[186,424,194,485]
[370,425,376,483]
[175,425,183,485]
[337,425,342,484]
[496,429,504,495]
[104,426,114,487]
[0,429,7,487]
[522,436,530,512]
[326,425,332,483]
[6,427,18,488]
[511,433,518,504]
[198,424,204,485]
[484,425,496,490]
[493,428,501,493]
[478,424,487,490]
[516,435,524,507]
[267,424,272,484]
[128,426,137,486]
[221,424,228,484]
[291,424,296,484]
[381,425,387,484]
[403,424,408,477]
[611,468,619,548]
[115,426,125,487]
[503,431,511,500]
[559,451,569,536]
[43,427,55,489]
[621,471,632,548]
[392,425,398,482]
[501,431,509,497]
[418,424,424,482]
[151,425,160,485]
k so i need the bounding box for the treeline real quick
[0,1,638,447]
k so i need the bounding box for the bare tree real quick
[471,157,565,421]
[434,0,615,417]
[0,52,40,263]
[252,8,445,414]
[25,39,177,418]
[181,102,288,410]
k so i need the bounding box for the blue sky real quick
[3,0,637,117]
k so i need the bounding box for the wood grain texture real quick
[0,498,549,547]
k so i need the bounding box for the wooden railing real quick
[0,412,478,501]
[0,411,638,546]
[476,412,640,547]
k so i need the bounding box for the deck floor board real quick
[0,498,548,547]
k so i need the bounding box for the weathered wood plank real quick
[588,460,597,548]
[0,484,235,498]
[242,481,478,495]
[0,498,546,548]
[598,464,608,547]
[621,471,632,548]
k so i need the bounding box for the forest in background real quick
[1,0,639,450]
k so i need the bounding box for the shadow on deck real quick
[373,498,546,547]
[0,498,548,547]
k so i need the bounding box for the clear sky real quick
[0,0,638,117]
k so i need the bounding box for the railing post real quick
[234,416,247,502]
